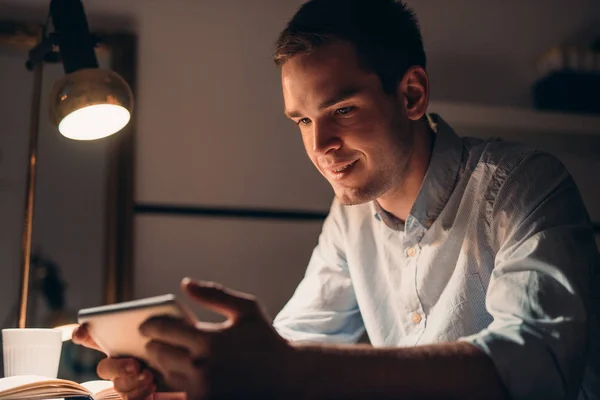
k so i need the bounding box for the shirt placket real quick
[401,215,426,345]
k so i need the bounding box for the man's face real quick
[281,40,414,205]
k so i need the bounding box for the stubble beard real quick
[334,135,414,206]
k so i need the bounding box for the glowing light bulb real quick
[50,68,133,140]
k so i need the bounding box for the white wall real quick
[1,0,599,321]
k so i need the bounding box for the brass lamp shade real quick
[49,68,133,140]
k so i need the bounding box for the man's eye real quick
[297,118,311,126]
[335,106,355,116]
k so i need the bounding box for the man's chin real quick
[334,188,376,206]
[331,177,392,206]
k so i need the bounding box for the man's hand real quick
[139,277,295,400]
[72,324,158,400]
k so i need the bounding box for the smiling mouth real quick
[332,162,355,173]
[327,160,358,179]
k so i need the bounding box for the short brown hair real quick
[274,0,426,95]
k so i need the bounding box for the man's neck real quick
[376,118,435,223]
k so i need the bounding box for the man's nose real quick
[312,121,342,155]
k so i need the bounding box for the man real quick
[74,0,600,399]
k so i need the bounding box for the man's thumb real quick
[181,277,257,321]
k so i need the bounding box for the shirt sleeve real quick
[273,199,365,344]
[460,151,599,400]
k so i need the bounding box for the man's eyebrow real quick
[284,109,303,119]
[318,87,360,110]
[284,87,361,119]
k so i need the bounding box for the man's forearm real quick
[285,341,507,400]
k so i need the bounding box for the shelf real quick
[429,101,600,136]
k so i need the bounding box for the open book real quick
[0,375,119,400]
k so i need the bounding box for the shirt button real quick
[406,246,418,257]
[411,312,422,324]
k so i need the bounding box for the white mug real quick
[2,328,62,378]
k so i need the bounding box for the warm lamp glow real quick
[59,104,131,140]
[50,68,133,140]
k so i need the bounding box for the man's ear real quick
[398,66,429,121]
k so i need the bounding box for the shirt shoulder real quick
[457,137,573,233]
[467,137,540,173]
[463,137,567,195]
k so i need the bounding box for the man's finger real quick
[113,369,154,393]
[72,324,102,352]
[97,357,142,380]
[139,316,208,358]
[145,341,197,378]
[181,278,258,321]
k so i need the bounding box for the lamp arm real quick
[17,59,44,329]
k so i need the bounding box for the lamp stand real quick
[17,60,44,329]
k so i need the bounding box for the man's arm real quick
[458,152,596,400]
[274,199,365,344]
[290,340,506,400]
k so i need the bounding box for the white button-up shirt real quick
[274,115,600,400]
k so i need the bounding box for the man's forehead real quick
[282,40,361,76]
[281,47,370,101]
[282,64,364,111]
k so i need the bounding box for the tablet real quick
[77,294,198,361]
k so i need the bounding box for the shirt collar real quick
[373,113,464,231]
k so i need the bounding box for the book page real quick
[0,376,91,399]
[80,381,113,395]
[0,376,55,393]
